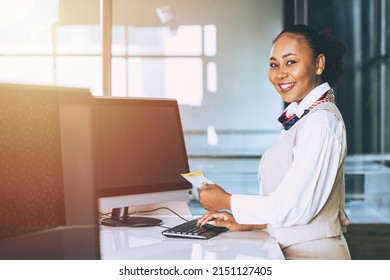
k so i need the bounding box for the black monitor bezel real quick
[91,97,192,199]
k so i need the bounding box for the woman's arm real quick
[232,111,345,226]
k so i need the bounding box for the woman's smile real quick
[279,82,296,92]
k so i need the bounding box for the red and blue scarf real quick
[278,89,335,130]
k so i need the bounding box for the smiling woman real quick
[197,24,351,260]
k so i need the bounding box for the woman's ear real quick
[316,54,326,75]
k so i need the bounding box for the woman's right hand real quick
[197,183,231,211]
[197,211,241,231]
[197,211,268,232]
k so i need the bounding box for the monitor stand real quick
[100,207,163,227]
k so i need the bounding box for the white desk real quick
[99,201,285,260]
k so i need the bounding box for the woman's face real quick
[268,33,324,104]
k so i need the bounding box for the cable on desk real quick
[99,206,192,229]
[128,207,191,222]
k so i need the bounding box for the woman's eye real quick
[269,63,278,68]
[286,60,296,65]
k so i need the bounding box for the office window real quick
[306,0,390,260]
[122,57,203,106]
[56,25,101,54]
[306,0,390,155]
[0,1,217,105]
[0,1,56,86]
[126,25,202,56]
[0,56,54,85]
[55,56,102,95]
[110,18,216,105]
[0,0,102,94]
[0,0,283,156]
[55,25,102,94]
[361,0,390,154]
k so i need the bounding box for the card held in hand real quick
[181,171,214,188]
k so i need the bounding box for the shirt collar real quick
[285,82,331,118]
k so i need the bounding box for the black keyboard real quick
[162,219,229,239]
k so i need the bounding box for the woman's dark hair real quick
[274,24,347,87]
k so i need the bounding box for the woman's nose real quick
[276,69,288,80]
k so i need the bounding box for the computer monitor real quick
[92,97,193,227]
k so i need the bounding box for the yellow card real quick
[181,171,214,188]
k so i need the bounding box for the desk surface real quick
[99,202,285,260]
[0,226,100,260]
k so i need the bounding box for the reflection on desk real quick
[0,226,100,260]
[100,217,285,260]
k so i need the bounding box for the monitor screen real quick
[92,97,192,227]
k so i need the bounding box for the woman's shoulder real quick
[309,103,344,123]
[304,104,345,134]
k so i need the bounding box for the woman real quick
[197,24,351,260]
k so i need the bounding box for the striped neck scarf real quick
[278,89,335,131]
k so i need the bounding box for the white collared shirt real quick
[231,82,347,227]
[284,82,331,118]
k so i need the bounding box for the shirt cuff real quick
[231,194,264,224]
